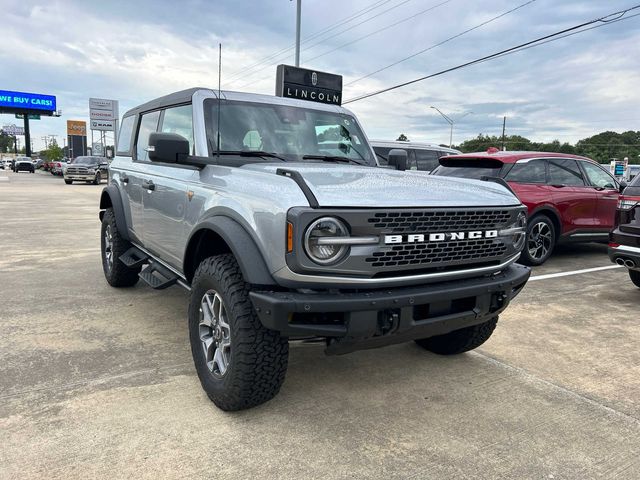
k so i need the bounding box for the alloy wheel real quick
[199,290,232,378]
[527,221,552,260]
[104,224,114,271]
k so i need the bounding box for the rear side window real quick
[548,159,585,186]
[135,110,161,162]
[117,115,136,156]
[505,159,547,183]
[631,173,640,186]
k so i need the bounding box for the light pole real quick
[430,106,472,148]
[292,0,301,66]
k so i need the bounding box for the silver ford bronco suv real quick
[99,87,530,411]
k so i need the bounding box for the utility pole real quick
[501,116,506,150]
[294,0,301,66]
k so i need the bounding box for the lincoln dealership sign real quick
[0,89,57,113]
[276,65,342,105]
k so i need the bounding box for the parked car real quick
[371,140,460,171]
[609,173,640,287]
[64,156,108,184]
[51,160,68,176]
[14,157,35,173]
[33,159,44,169]
[431,150,622,265]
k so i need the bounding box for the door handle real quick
[550,184,566,188]
[122,176,129,184]
[142,180,156,191]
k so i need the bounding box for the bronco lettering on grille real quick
[384,230,498,244]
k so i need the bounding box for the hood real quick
[242,162,520,208]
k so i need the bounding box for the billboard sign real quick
[67,120,87,136]
[16,114,41,120]
[91,119,115,131]
[0,89,57,113]
[275,65,343,105]
[89,97,118,122]
[2,124,25,136]
[92,142,104,156]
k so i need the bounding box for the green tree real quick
[396,133,409,141]
[0,132,15,153]
[41,139,64,161]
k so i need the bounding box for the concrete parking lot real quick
[1,169,639,479]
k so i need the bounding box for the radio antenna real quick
[217,43,222,159]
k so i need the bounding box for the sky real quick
[1,0,639,151]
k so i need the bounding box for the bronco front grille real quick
[367,210,512,233]
[366,238,507,268]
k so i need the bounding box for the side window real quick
[407,149,417,171]
[161,104,194,154]
[548,159,585,187]
[117,115,136,155]
[135,110,161,162]
[581,161,617,189]
[372,147,392,165]
[505,159,547,183]
[414,149,440,171]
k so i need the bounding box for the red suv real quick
[431,150,622,265]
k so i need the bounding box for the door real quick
[580,160,620,230]
[547,158,597,233]
[504,158,555,214]
[142,104,195,269]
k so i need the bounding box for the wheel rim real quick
[199,290,231,378]
[527,222,552,260]
[104,224,113,271]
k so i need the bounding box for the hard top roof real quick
[122,87,353,118]
[370,140,461,153]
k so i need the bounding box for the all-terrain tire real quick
[100,208,140,287]
[188,254,289,411]
[415,317,498,355]
[629,270,640,288]
[93,172,101,185]
[64,180,73,184]
[519,214,556,266]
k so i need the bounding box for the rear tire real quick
[101,208,140,287]
[188,254,289,411]
[630,270,640,288]
[520,214,556,266]
[415,317,498,355]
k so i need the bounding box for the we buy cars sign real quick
[89,97,118,123]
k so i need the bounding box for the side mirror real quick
[618,180,627,193]
[148,132,189,163]
[388,149,408,171]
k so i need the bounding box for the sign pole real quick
[23,116,31,157]
[295,0,301,66]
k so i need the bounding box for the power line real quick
[343,5,640,104]
[225,0,395,83]
[305,0,454,64]
[344,0,537,87]
[233,0,419,89]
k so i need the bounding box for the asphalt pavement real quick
[1,169,638,479]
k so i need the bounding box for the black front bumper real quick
[249,264,530,355]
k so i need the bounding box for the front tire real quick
[520,214,556,266]
[101,208,140,287]
[415,317,498,355]
[630,270,640,288]
[93,172,101,185]
[64,179,73,184]
[188,254,289,411]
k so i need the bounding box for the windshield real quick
[431,158,504,179]
[72,157,99,165]
[204,99,375,166]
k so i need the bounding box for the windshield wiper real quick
[302,155,366,166]
[218,150,286,162]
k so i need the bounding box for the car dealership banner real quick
[276,65,343,106]
[2,124,25,136]
[67,120,87,158]
[0,89,57,114]
[89,98,118,122]
[67,120,87,136]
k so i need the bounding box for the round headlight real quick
[304,217,349,265]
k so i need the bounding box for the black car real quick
[609,174,640,287]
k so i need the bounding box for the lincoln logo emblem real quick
[311,72,318,86]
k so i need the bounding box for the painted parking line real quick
[529,264,623,282]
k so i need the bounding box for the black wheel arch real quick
[99,185,130,242]
[184,216,276,287]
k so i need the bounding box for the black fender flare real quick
[99,185,130,242]
[185,216,276,286]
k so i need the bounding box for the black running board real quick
[119,247,149,269]
[139,262,178,290]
